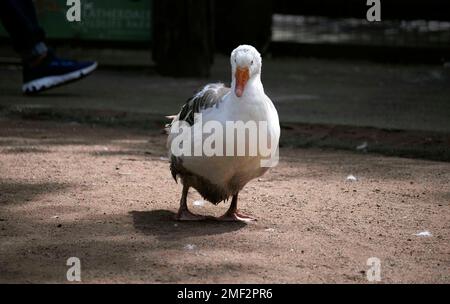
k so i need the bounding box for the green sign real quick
[0,0,152,42]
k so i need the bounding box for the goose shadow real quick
[130,210,246,240]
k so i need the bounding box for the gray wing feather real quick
[167,83,230,182]
[175,83,230,126]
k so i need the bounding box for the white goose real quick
[167,45,280,222]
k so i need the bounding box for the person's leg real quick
[0,0,47,62]
[0,0,97,94]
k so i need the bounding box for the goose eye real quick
[251,60,254,65]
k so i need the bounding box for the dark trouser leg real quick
[0,0,47,61]
[1,1,97,94]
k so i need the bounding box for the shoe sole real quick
[22,62,98,94]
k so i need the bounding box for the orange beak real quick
[235,67,250,97]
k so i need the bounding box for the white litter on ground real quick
[184,244,196,250]
[265,228,275,232]
[193,200,205,207]
[51,216,59,219]
[118,172,132,175]
[346,174,358,182]
[159,156,169,161]
[414,231,432,237]
[356,141,368,151]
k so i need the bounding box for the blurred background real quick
[1,0,449,65]
[0,0,449,159]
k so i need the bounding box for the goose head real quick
[230,45,262,98]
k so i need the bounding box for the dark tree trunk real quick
[215,0,273,55]
[152,0,214,77]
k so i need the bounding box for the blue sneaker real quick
[22,51,97,94]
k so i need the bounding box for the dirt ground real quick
[0,117,448,283]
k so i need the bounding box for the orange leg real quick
[175,185,206,221]
[217,193,257,222]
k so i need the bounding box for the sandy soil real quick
[0,118,448,283]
